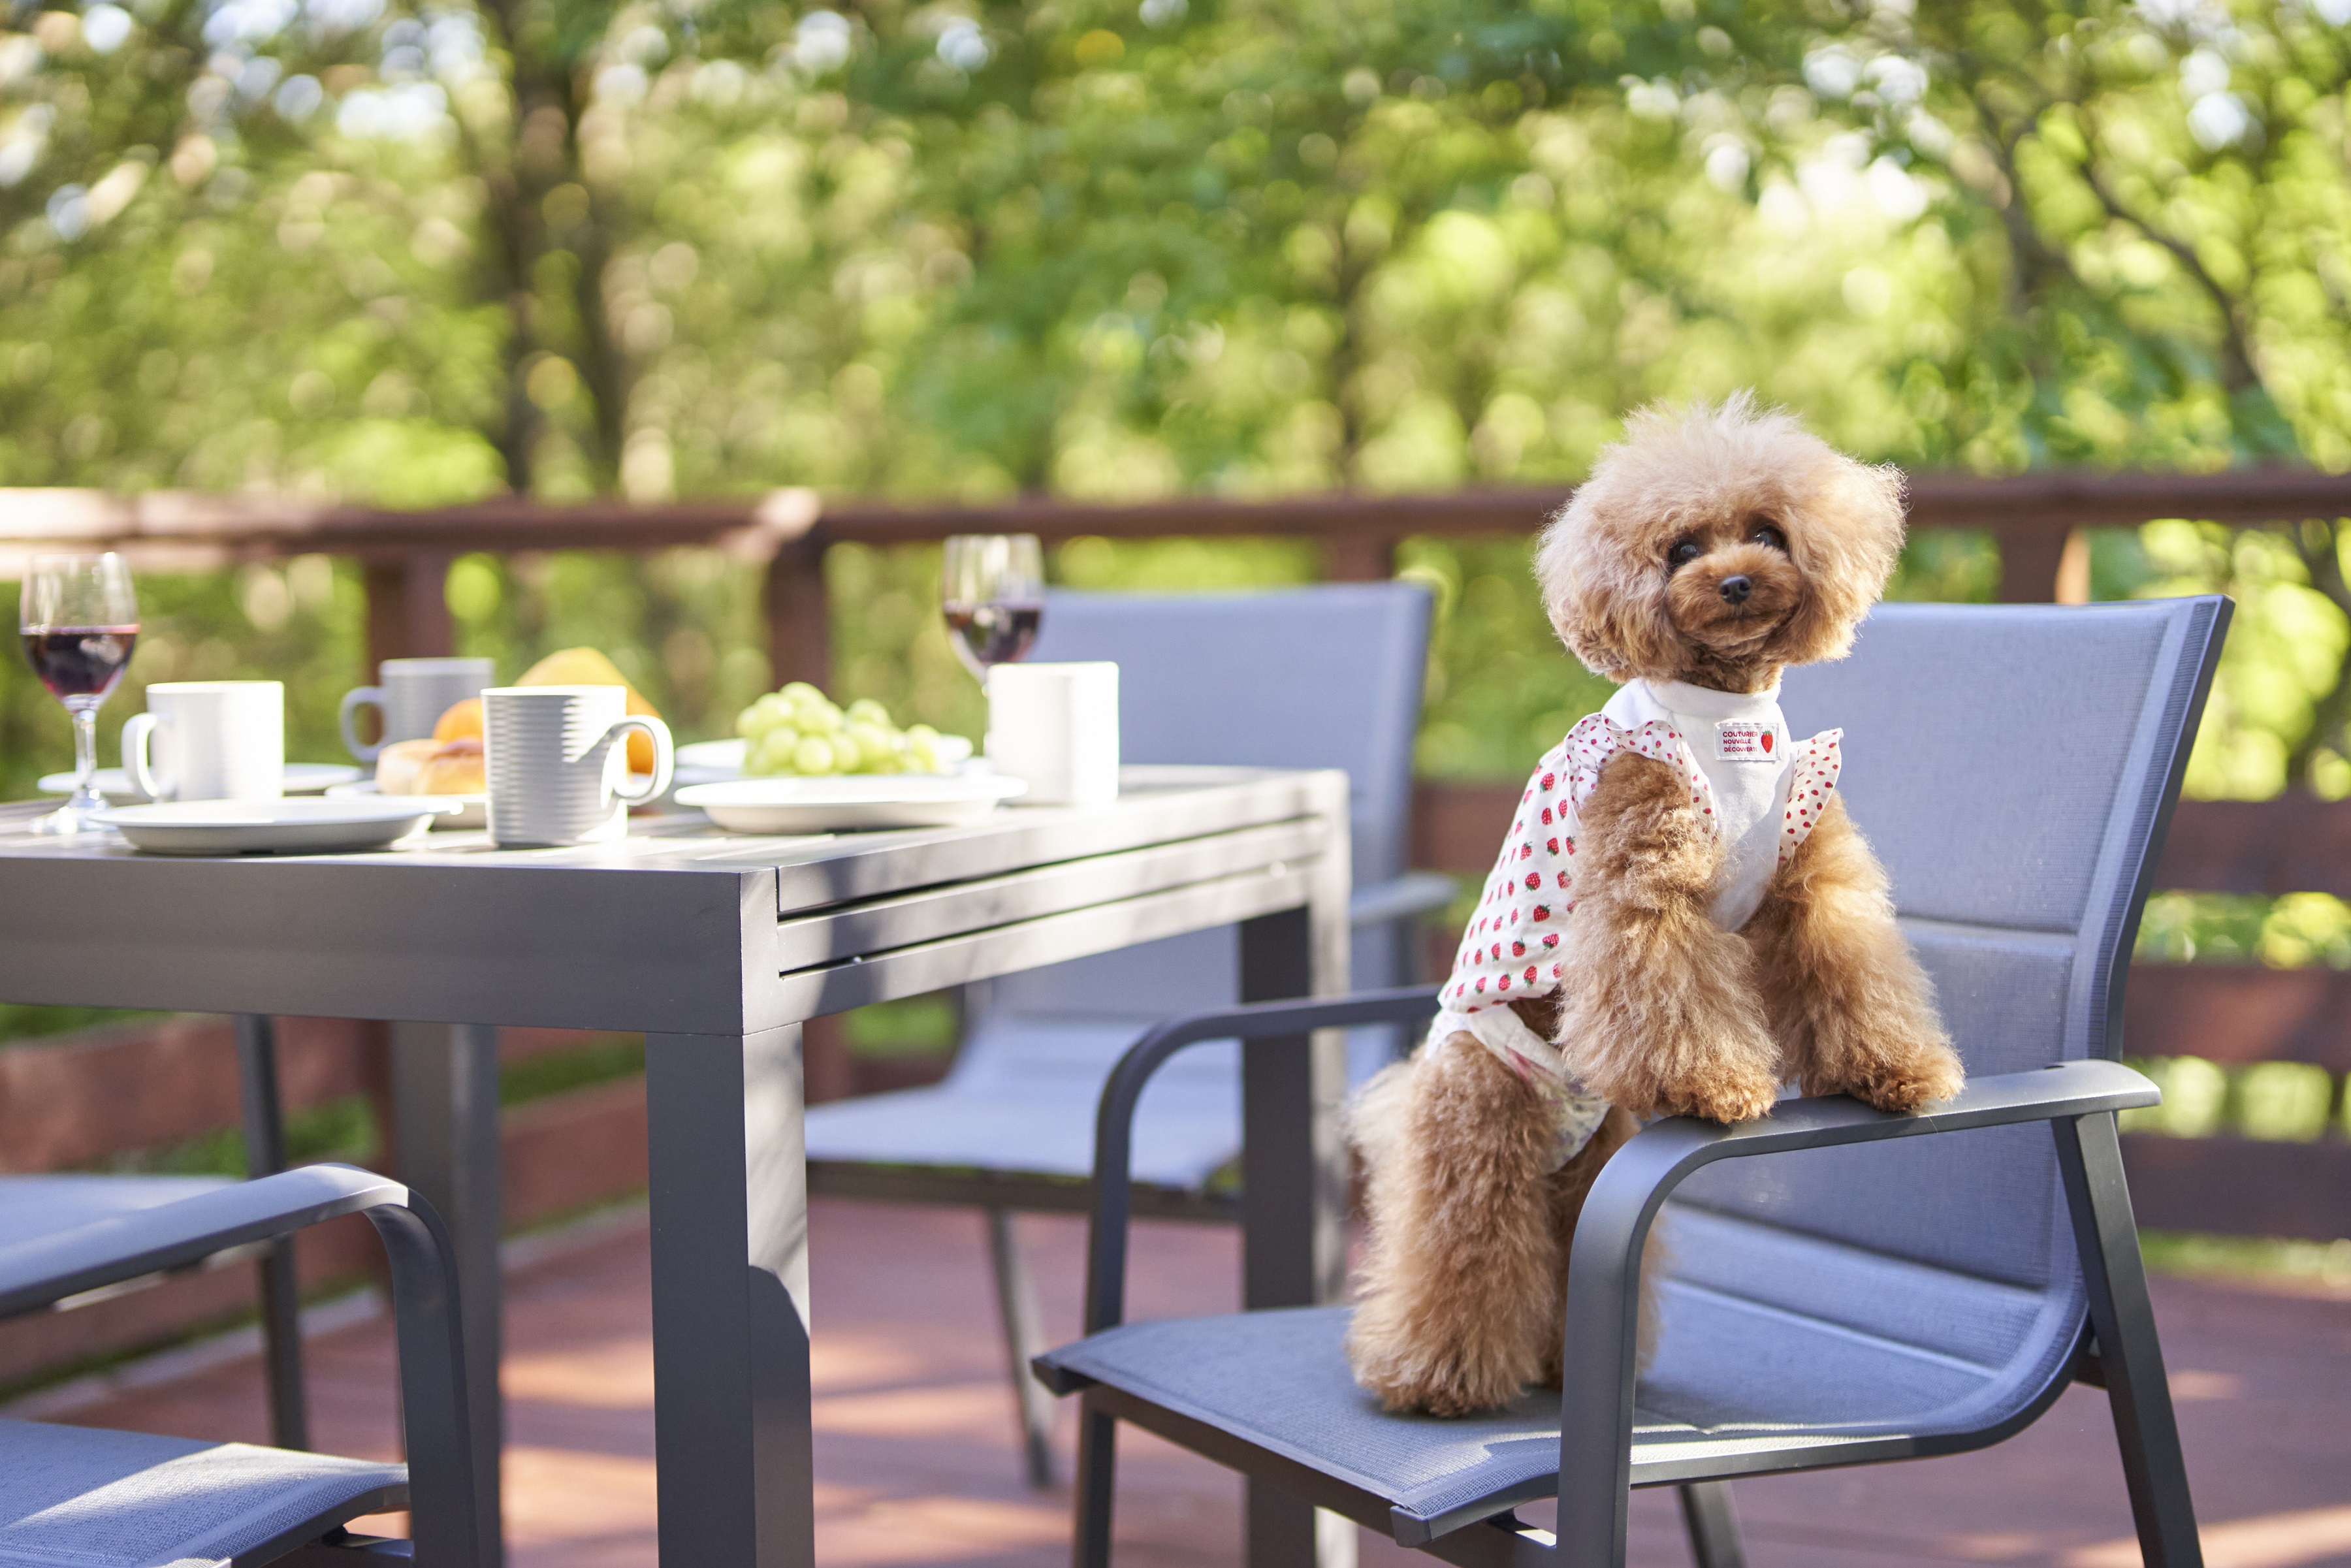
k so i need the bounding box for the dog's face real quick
[1534,394,1906,689]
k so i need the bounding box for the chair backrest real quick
[1667,598,2228,1428]
[1029,582,1432,884]
[962,583,1433,1076]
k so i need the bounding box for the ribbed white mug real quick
[482,686,673,848]
[340,657,496,761]
[121,681,284,803]
[985,662,1119,806]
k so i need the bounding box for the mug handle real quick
[121,712,168,801]
[340,686,387,762]
[609,716,674,805]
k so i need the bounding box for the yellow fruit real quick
[432,697,484,742]
[519,647,662,772]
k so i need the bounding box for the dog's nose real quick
[1719,575,1752,605]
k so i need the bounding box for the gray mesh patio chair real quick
[805,583,1453,1484]
[0,1014,310,1450]
[1037,596,2229,1567]
[0,1162,481,1567]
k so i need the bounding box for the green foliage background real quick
[3,0,2351,817]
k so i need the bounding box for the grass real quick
[2141,1231,2351,1290]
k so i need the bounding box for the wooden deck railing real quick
[3,468,2350,1250]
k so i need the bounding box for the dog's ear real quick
[1774,453,1905,664]
[1535,492,1680,680]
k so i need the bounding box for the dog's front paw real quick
[1653,1059,1782,1125]
[1836,1036,1965,1114]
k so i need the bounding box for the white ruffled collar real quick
[1638,676,1783,722]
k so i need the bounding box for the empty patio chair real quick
[1037,595,2228,1566]
[0,1014,311,1450]
[0,1162,481,1567]
[805,583,1454,1484]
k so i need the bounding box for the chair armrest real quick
[1531,1060,2158,1556]
[1348,872,1456,930]
[0,1164,411,1316]
[0,1164,485,1568]
[1068,987,1443,1351]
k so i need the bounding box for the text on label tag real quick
[1716,718,1778,763]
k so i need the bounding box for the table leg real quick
[1238,884,1352,1568]
[647,1024,813,1568]
[390,1021,505,1567]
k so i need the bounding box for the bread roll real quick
[376,738,440,796]
[376,736,484,796]
[415,737,485,795]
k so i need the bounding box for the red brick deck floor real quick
[42,1199,2351,1567]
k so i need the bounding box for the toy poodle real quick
[1346,392,1962,1416]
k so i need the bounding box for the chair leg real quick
[2053,1113,2205,1568]
[235,1014,310,1452]
[1677,1482,1745,1568]
[985,1208,1058,1488]
[1072,1392,1117,1568]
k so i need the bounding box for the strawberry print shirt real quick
[1428,677,1844,1166]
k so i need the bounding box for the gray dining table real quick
[0,764,1354,1568]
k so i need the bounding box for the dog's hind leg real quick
[1346,1031,1563,1416]
[1537,1104,1639,1386]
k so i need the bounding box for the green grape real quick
[844,722,897,772]
[795,699,844,735]
[738,693,794,739]
[846,697,890,728]
[749,728,801,776]
[778,682,822,703]
[904,735,942,773]
[792,735,838,775]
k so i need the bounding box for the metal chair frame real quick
[1041,987,2196,1567]
[0,1163,483,1565]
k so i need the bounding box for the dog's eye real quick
[1750,522,1787,551]
[1667,539,1703,570]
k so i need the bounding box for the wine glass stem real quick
[70,705,101,808]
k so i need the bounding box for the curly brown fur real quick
[1346,1032,1567,1416]
[1554,751,1783,1123]
[1535,1103,1646,1389]
[1746,795,1963,1112]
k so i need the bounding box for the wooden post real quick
[763,543,831,691]
[1991,522,2075,604]
[1324,532,1397,582]
[363,552,456,670]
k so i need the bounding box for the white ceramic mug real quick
[340,657,496,762]
[121,681,285,803]
[985,662,1119,807]
[483,685,674,848]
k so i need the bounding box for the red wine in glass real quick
[23,626,138,703]
[20,552,140,835]
[940,534,1046,682]
[943,602,1042,672]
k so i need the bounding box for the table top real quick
[0,765,1349,1036]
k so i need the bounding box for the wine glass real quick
[940,534,1045,681]
[21,553,140,835]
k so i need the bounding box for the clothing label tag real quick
[1716,718,1778,763]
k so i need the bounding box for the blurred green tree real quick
[0,0,2348,801]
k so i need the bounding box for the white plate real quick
[95,797,459,856]
[677,775,1026,833]
[327,780,487,830]
[41,763,364,805]
[675,734,975,786]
